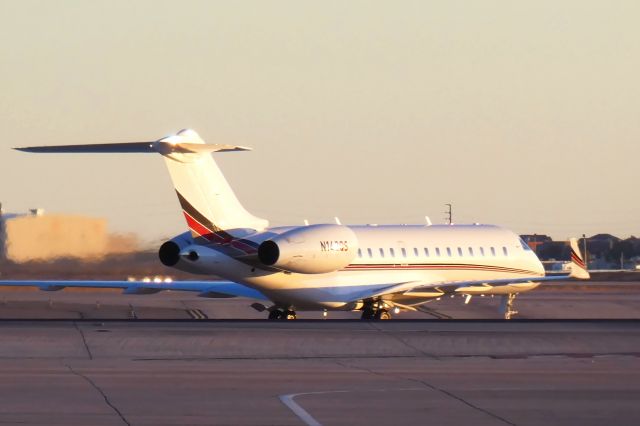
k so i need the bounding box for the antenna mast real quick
[444,203,452,225]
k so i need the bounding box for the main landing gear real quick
[360,301,392,320]
[267,308,297,320]
[501,293,518,320]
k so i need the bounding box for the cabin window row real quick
[356,246,509,259]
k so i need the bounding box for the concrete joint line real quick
[66,365,130,426]
[412,378,516,426]
[367,322,436,358]
[73,321,93,360]
[332,360,515,425]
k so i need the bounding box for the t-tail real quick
[15,129,269,241]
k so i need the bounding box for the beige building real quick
[0,208,138,263]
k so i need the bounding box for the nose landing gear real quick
[501,293,518,320]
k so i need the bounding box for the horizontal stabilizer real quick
[175,143,251,153]
[15,141,251,154]
[15,142,157,153]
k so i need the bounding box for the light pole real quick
[582,233,588,270]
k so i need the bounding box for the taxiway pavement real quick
[0,320,638,425]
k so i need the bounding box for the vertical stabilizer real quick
[568,238,590,279]
[158,130,268,241]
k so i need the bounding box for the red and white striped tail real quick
[569,238,590,279]
[160,130,269,240]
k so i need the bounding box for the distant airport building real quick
[520,234,552,253]
[0,204,138,263]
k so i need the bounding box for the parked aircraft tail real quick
[15,129,269,241]
[568,237,590,279]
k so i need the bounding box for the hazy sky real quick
[1,1,638,245]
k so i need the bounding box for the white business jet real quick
[1,129,589,319]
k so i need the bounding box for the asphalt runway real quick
[0,320,639,425]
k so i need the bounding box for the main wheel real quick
[268,309,283,320]
[374,310,391,320]
[284,310,297,320]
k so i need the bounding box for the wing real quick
[342,273,577,310]
[0,280,269,300]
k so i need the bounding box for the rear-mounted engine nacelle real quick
[159,240,182,266]
[158,232,208,274]
[258,224,358,274]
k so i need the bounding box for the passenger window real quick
[480,247,485,256]
[468,247,474,256]
[413,248,419,257]
[379,248,385,258]
[457,247,463,256]
[357,248,362,258]
[435,247,441,256]
[490,247,496,256]
[389,248,395,257]
[503,246,508,256]
[367,248,373,258]
[401,248,407,258]
[424,247,429,257]
[446,247,452,257]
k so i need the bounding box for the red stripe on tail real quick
[183,211,231,243]
[571,251,586,269]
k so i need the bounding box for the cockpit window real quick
[520,238,533,251]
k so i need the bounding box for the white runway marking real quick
[279,388,424,426]
[279,392,334,426]
[186,308,208,319]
